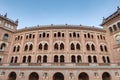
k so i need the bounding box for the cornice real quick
[15,25,105,33]
[101,8,120,26]
[0,14,18,26]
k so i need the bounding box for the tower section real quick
[101,8,120,63]
[0,14,18,63]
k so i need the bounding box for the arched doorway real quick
[8,72,17,80]
[102,72,111,80]
[29,72,39,80]
[78,72,89,80]
[53,72,64,80]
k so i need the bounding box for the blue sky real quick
[0,0,120,29]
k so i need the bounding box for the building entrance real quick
[8,72,17,80]
[78,72,89,80]
[53,72,64,80]
[29,72,39,80]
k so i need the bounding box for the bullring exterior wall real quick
[0,8,120,80]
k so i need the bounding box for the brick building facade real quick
[0,8,120,80]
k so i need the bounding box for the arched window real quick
[54,43,58,50]
[54,55,58,63]
[77,34,80,38]
[77,55,82,63]
[76,43,80,50]
[100,45,103,51]
[88,33,90,38]
[69,33,72,37]
[62,33,64,37]
[0,58,2,63]
[54,33,56,37]
[60,55,64,63]
[107,56,110,63]
[0,43,6,50]
[78,72,89,80]
[73,32,76,37]
[22,56,26,63]
[93,56,97,63]
[109,27,113,33]
[117,22,120,29]
[26,35,28,39]
[29,34,32,38]
[97,35,99,39]
[43,32,46,37]
[29,72,39,80]
[47,34,49,37]
[15,56,18,63]
[44,43,48,50]
[58,32,61,37]
[91,44,95,51]
[84,34,86,38]
[86,44,90,51]
[43,55,47,63]
[21,36,23,40]
[71,55,76,63]
[33,35,35,38]
[10,57,14,63]
[28,56,31,63]
[102,56,106,63]
[71,43,75,50]
[15,37,17,41]
[102,72,111,80]
[104,46,107,52]
[18,36,20,40]
[13,46,16,52]
[29,44,33,51]
[91,35,93,39]
[39,34,41,38]
[17,45,20,52]
[113,25,117,31]
[37,55,41,63]
[60,43,64,50]
[88,56,92,63]
[53,72,64,80]
[100,35,102,39]
[103,36,105,40]
[24,44,28,51]
[39,43,42,50]
[8,72,17,80]
[3,33,9,40]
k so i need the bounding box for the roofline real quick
[15,25,105,33]
[101,8,120,26]
[0,14,18,26]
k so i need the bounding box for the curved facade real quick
[11,26,109,64]
[0,8,120,80]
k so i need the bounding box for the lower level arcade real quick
[0,68,120,80]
